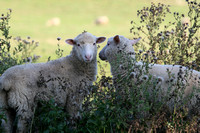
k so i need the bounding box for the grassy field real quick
[1,0,189,74]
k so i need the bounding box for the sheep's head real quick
[66,32,106,62]
[99,35,140,62]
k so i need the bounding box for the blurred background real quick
[1,0,189,62]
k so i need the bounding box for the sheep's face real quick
[99,35,140,62]
[66,32,106,63]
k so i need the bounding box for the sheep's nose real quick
[99,51,107,60]
[85,55,92,60]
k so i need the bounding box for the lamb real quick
[99,35,200,115]
[0,31,106,133]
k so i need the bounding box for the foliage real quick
[76,52,199,132]
[0,110,6,133]
[47,37,64,61]
[0,9,40,75]
[130,0,200,71]
[31,99,70,133]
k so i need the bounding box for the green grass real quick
[1,0,189,74]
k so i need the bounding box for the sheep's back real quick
[149,64,200,95]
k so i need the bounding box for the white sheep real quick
[0,31,106,133]
[99,35,200,115]
[95,16,109,25]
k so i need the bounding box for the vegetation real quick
[130,1,200,70]
[31,99,70,133]
[0,0,200,132]
[0,10,39,75]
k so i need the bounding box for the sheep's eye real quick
[77,44,80,46]
[93,43,96,45]
[107,43,110,46]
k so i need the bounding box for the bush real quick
[130,1,200,71]
[0,110,6,133]
[31,99,70,133]
[0,9,40,75]
[77,53,199,132]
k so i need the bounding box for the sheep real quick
[0,31,106,133]
[46,17,61,27]
[95,16,109,25]
[99,35,200,115]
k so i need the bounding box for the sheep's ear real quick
[113,35,120,44]
[96,37,106,44]
[129,38,141,46]
[65,39,76,45]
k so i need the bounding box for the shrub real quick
[77,53,199,132]
[31,99,70,133]
[0,110,6,133]
[0,9,40,75]
[130,0,200,71]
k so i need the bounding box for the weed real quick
[0,9,40,75]
[31,99,70,133]
[131,1,200,71]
